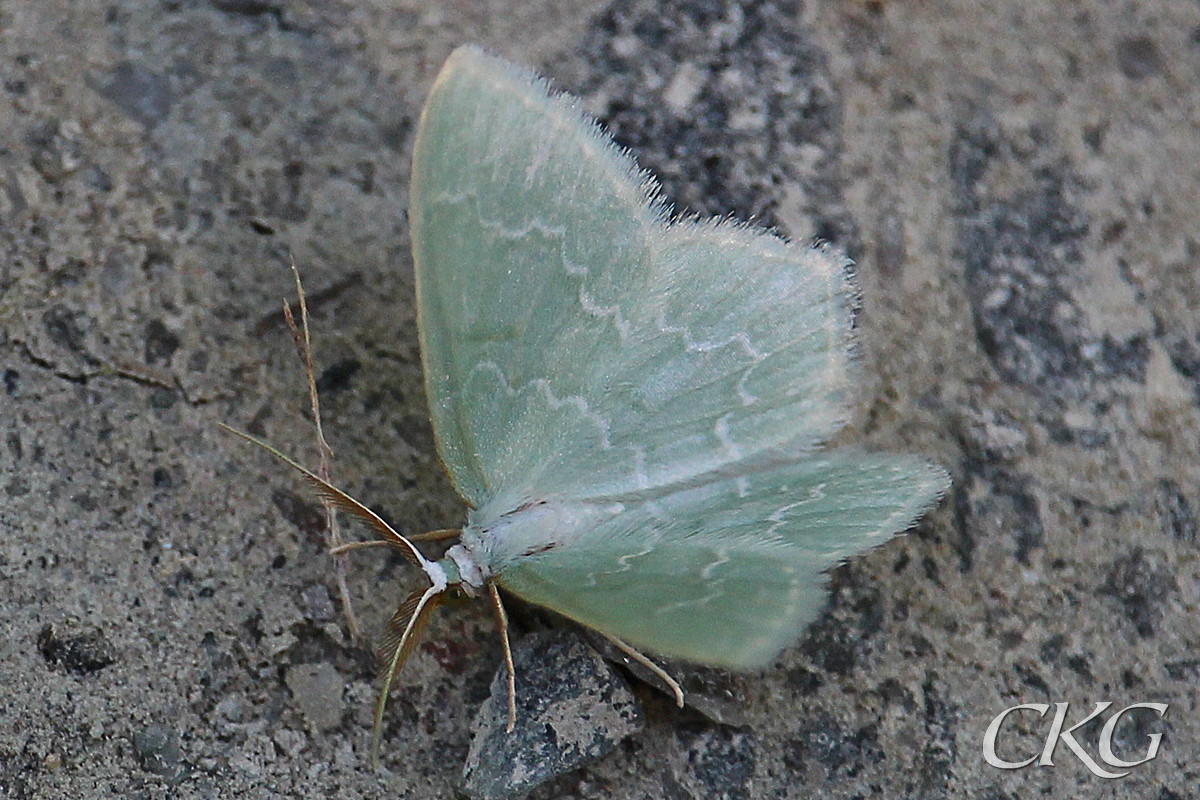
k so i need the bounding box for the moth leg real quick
[487,582,518,732]
[328,529,457,556]
[601,634,685,708]
[328,539,409,556]
[408,528,461,542]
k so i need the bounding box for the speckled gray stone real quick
[585,631,749,726]
[284,662,344,732]
[131,724,185,781]
[1,1,1198,798]
[462,631,643,800]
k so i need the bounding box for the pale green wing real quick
[411,47,855,507]
[493,453,949,669]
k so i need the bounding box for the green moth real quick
[232,45,948,764]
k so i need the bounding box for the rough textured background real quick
[2,1,1197,798]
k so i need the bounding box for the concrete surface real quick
[1,1,1196,798]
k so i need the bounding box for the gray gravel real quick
[2,1,1196,798]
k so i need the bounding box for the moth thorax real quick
[442,543,485,596]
